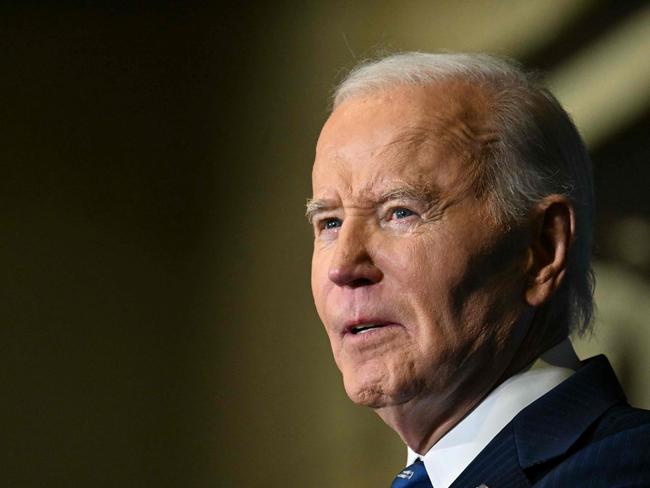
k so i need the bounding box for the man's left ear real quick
[525,195,575,307]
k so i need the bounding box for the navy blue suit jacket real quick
[450,355,650,487]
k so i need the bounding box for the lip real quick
[342,318,403,337]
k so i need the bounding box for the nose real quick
[327,221,383,288]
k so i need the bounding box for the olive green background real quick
[3,2,649,487]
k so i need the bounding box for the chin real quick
[345,384,389,408]
[341,366,415,408]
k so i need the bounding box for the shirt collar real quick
[406,339,579,488]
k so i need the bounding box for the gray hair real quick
[333,52,594,337]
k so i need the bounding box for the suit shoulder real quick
[534,404,650,487]
[591,403,650,441]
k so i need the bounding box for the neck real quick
[374,349,509,454]
[375,336,578,455]
[375,387,492,453]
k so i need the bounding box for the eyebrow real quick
[305,184,440,224]
[305,198,337,224]
[376,185,438,206]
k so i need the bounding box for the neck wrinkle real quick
[378,399,474,455]
[375,373,500,455]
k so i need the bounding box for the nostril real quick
[348,277,375,288]
[328,264,383,287]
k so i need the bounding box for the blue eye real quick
[392,208,414,219]
[323,218,342,230]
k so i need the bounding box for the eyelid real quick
[313,211,339,222]
[313,214,343,233]
[322,216,342,226]
[388,208,417,224]
[382,201,421,216]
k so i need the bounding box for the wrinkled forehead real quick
[312,81,498,196]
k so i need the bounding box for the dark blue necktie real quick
[391,458,433,487]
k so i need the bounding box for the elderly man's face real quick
[310,84,531,409]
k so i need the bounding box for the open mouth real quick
[350,324,386,335]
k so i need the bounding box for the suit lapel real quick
[450,355,625,488]
[513,355,625,469]
[450,422,531,488]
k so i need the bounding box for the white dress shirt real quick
[406,339,581,488]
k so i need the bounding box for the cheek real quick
[310,249,332,320]
[375,237,423,280]
[379,235,464,299]
[379,234,485,355]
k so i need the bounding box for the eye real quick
[391,208,415,220]
[321,217,342,230]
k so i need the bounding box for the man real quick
[307,53,650,487]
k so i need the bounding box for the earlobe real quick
[525,196,574,307]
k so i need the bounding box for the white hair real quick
[333,52,595,337]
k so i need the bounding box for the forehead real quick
[312,82,496,199]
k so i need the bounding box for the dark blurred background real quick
[2,1,649,486]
